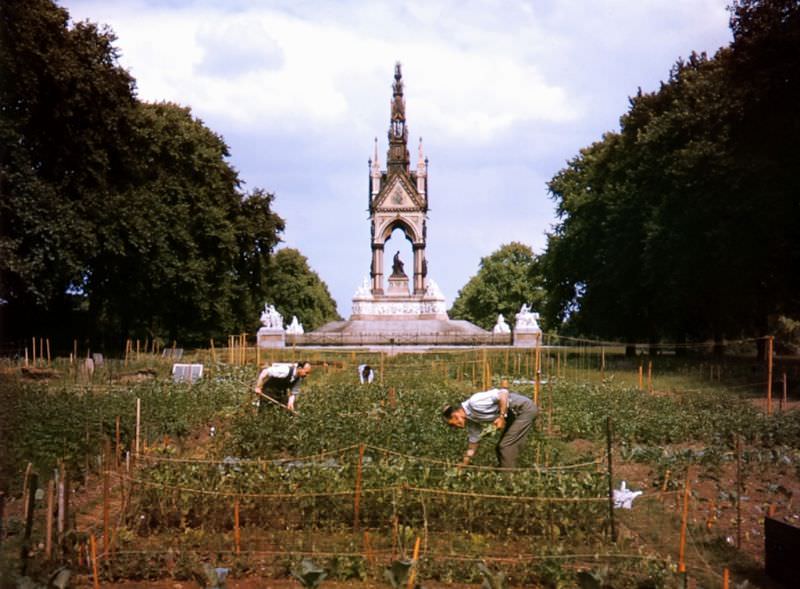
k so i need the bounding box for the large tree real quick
[0,0,300,347]
[542,0,800,344]
[449,242,545,331]
[264,248,341,331]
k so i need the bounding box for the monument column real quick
[371,245,384,294]
[413,244,425,294]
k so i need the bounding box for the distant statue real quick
[391,251,406,277]
[493,314,511,334]
[354,276,372,298]
[260,303,284,330]
[285,315,304,335]
[515,303,540,331]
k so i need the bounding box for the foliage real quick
[542,0,800,341]
[450,242,546,330]
[265,248,342,331]
[0,364,241,494]
[0,0,339,347]
[291,558,326,588]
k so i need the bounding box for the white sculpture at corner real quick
[354,276,372,298]
[260,303,284,330]
[492,314,511,334]
[515,303,540,330]
[285,315,304,335]
[424,279,445,300]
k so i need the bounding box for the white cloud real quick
[61,0,732,313]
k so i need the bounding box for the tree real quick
[0,1,288,346]
[264,248,341,331]
[449,243,545,330]
[85,102,286,344]
[543,2,800,345]
[1,0,137,336]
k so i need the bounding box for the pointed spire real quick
[417,137,425,169]
[387,62,409,172]
[372,137,380,169]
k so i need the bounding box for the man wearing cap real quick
[442,384,537,468]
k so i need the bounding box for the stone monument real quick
[257,303,286,348]
[310,63,488,342]
[492,314,511,334]
[513,303,542,347]
[285,316,304,335]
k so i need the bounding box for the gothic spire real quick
[387,62,409,172]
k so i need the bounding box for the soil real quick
[6,395,798,588]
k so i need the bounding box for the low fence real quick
[286,331,513,347]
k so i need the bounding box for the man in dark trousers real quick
[442,384,537,468]
[253,361,312,412]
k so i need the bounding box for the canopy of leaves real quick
[541,0,800,343]
[265,248,342,331]
[449,242,545,330]
[0,0,337,347]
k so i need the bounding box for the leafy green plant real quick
[478,562,506,589]
[291,558,327,588]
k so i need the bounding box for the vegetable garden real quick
[2,341,799,588]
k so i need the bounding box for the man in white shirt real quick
[253,361,312,412]
[442,385,537,468]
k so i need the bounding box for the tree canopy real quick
[449,242,545,331]
[264,248,342,331]
[541,0,800,344]
[1,0,335,347]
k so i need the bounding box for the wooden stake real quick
[234,497,241,554]
[22,462,32,521]
[723,568,729,589]
[354,444,365,530]
[647,361,653,393]
[601,346,605,381]
[45,480,54,560]
[135,398,141,458]
[115,416,121,468]
[638,364,643,391]
[103,468,110,553]
[21,472,38,576]
[24,347,28,367]
[32,337,36,366]
[767,336,774,415]
[736,435,743,549]
[782,372,788,411]
[57,462,66,540]
[90,533,100,589]
[73,339,77,365]
[210,338,216,363]
[534,332,542,404]
[678,470,691,573]
[407,536,421,589]
[46,337,51,366]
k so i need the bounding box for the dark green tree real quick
[0,0,288,346]
[449,242,545,330]
[0,0,136,331]
[264,248,341,331]
[543,0,800,346]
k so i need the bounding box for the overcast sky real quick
[61,0,733,318]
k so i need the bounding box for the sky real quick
[61,0,734,318]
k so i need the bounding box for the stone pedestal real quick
[513,328,542,348]
[257,327,285,348]
[387,275,410,296]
